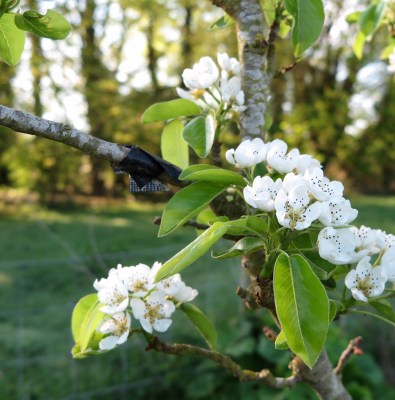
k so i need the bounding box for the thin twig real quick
[334,336,363,375]
[266,2,283,78]
[145,335,299,388]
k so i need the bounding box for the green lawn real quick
[0,196,394,400]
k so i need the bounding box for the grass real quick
[0,195,394,400]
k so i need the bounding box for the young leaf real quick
[210,14,234,30]
[359,1,386,37]
[275,330,289,350]
[0,13,25,65]
[284,0,325,56]
[155,222,228,281]
[329,300,338,322]
[15,10,71,40]
[179,164,246,187]
[161,120,189,169]
[71,293,99,343]
[353,31,366,59]
[159,181,227,236]
[180,303,217,350]
[183,114,215,158]
[299,250,337,280]
[369,300,395,325]
[274,253,329,368]
[212,237,265,259]
[142,99,201,123]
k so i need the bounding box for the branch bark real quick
[145,335,300,388]
[211,0,270,140]
[0,104,129,162]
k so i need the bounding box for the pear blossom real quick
[318,197,358,226]
[220,76,245,106]
[304,167,344,201]
[282,172,308,193]
[243,176,283,211]
[217,52,241,77]
[182,56,219,90]
[274,185,322,230]
[317,227,369,265]
[350,226,384,255]
[380,248,395,283]
[385,233,395,250]
[98,312,131,350]
[96,280,129,314]
[226,138,268,168]
[156,274,199,302]
[266,139,300,174]
[345,256,387,302]
[296,154,321,174]
[118,263,157,297]
[130,291,176,334]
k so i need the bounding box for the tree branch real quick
[146,335,300,388]
[334,336,363,376]
[0,104,129,162]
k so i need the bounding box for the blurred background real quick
[0,0,394,399]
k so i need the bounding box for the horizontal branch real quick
[146,335,299,388]
[0,104,129,162]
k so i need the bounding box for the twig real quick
[274,63,297,78]
[334,336,363,376]
[145,335,300,388]
[266,2,283,78]
[263,326,278,342]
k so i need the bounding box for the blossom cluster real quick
[93,262,198,351]
[177,53,246,113]
[226,137,395,302]
[318,226,395,302]
[227,138,357,231]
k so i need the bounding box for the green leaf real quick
[299,250,337,280]
[369,300,395,325]
[161,120,189,169]
[0,13,25,65]
[275,330,289,350]
[274,253,329,368]
[159,181,227,236]
[212,237,265,259]
[71,293,107,358]
[353,31,366,59]
[183,114,215,158]
[155,222,228,281]
[15,10,71,40]
[359,2,386,36]
[142,99,201,123]
[284,0,325,56]
[179,164,246,187]
[210,14,234,30]
[346,11,361,24]
[329,300,338,322]
[180,303,217,350]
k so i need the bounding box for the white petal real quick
[99,319,117,334]
[153,318,173,332]
[99,335,119,350]
[351,288,368,302]
[130,298,146,319]
[345,270,357,289]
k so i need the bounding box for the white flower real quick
[243,176,283,211]
[350,226,383,255]
[296,154,321,174]
[385,233,395,250]
[182,56,219,90]
[130,291,176,334]
[226,138,268,168]
[93,264,123,291]
[220,76,245,105]
[304,167,344,201]
[98,312,131,350]
[380,248,395,283]
[119,263,156,297]
[157,274,199,302]
[275,185,322,230]
[318,197,358,226]
[282,172,308,193]
[96,281,129,315]
[317,227,369,265]
[266,139,300,174]
[345,256,387,302]
[217,52,241,77]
